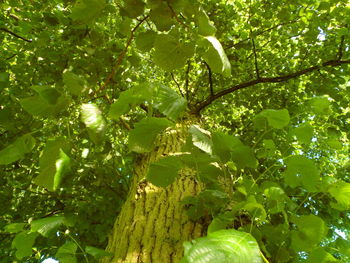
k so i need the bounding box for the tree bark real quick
[102,123,206,263]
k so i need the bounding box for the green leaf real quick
[328,181,350,210]
[20,92,70,118]
[136,30,158,52]
[147,156,181,187]
[291,215,328,251]
[212,132,257,168]
[0,72,9,89]
[242,195,267,222]
[284,155,320,191]
[4,223,26,233]
[70,0,106,24]
[293,123,313,144]
[31,86,62,104]
[30,215,66,237]
[85,246,113,258]
[154,85,187,120]
[153,34,195,71]
[0,134,36,165]
[181,229,262,263]
[109,83,154,119]
[81,103,106,144]
[122,0,145,18]
[310,96,331,115]
[12,230,38,260]
[195,8,217,36]
[63,72,86,96]
[308,248,338,263]
[129,117,173,153]
[34,138,71,191]
[189,125,213,154]
[257,109,290,129]
[55,242,77,263]
[150,2,174,31]
[199,36,231,76]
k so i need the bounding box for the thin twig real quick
[0,27,32,42]
[95,15,148,95]
[171,73,184,97]
[250,30,260,78]
[184,61,191,100]
[337,35,345,60]
[166,2,188,28]
[203,61,214,96]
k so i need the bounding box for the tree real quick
[1,0,350,262]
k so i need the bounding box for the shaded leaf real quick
[63,72,86,96]
[70,0,106,24]
[55,242,77,263]
[150,2,174,31]
[4,223,26,233]
[181,229,262,263]
[129,117,173,153]
[293,123,313,144]
[147,156,182,187]
[284,155,320,191]
[0,134,36,165]
[136,30,157,52]
[328,181,350,210]
[195,8,216,36]
[85,246,113,258]
[12,230,38,260]
[154,34,195,71]
[257,109,290,129]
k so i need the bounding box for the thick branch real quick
[193,59,350,114]
[0,27,32,42]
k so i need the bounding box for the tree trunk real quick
[102,123,206,263]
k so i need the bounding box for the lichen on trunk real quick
[102,123,206,263]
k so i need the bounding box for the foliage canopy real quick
[1,0,350,262]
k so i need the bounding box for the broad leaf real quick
[81,103,106,144]
[154,34,195,71]
[109,83,154,119]
[128,117,173,153]
[85,246,113,258]
[308,248,337,263]
[293,123,313,144]
[284,155,319,191]
[30,216,66,237]
[12,230,38,260]
[150,2,174,31]
[0,134,35,165]
[328,181,350,210]
[136,30,158,52]
[256,109,290,129]
[63,72,86,96]
[70,0,106,23]
[310,96,331,115]
[4,223,26,233]
[199,36,231,76]
[122,0,145,18]
[181,229,262,263]
[189,125,213,154]
[34,138,71,191]
[147,156,182,187]
[195,8,217,36]
[155,85,187,120]
[55,242,77,263]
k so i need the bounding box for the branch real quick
[0,27,32,42]
[94,16,148,95]
[167,2,188,28]
[171,73,184,97]
[250,32,260,78]
[184,61,190,100]
[203,61,214,96]
[338,35,345,60]
[193,59,350,114]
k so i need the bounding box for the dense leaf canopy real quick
[1,0,350,262]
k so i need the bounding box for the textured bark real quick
[102,123,206,263]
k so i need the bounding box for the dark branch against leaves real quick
[0,27,32,42]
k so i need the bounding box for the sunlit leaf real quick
[328,181,350,210]
[34,138,71,191]
[12,230,38,259]
[257,109,290,129]
[181,229,262,263]
[4,223,26,233]
[189,125,213,154]
[81,103,106,144]
[155,85,187,120]
[30,215,66,237]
